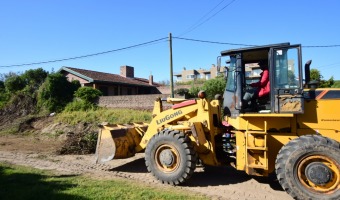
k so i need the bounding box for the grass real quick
[0,162,207,200]
[56,108,153,125]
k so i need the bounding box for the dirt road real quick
[0,135,292,200]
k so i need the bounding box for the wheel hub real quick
[305,162,332,186]
[159,149,174,167]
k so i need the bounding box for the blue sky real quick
[0,0,339,82]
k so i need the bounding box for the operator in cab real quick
[243,61,270,110]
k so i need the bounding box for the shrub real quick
[189,86,201,98]
[0,81,4,90]
[37,73,80,112]
[74,87,102,103]
[0,91,10,109]
[202,75,226,99]
[174,88,189,95]
[4,75,25,93]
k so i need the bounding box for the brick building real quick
[59,66,161,96]
[174,64,226,82]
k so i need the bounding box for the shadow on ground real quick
[0,165,88,200]
[109,157,148,173]
[108,158,284,190]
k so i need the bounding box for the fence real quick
[97,94,174,110]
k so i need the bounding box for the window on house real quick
[205,74,211,80]
[186,74,195,79]
[197,74,203,79]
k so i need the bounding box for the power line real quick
[179,0,228,36]
[173,36,257,46]
[174,37,340,48]
[0,37,167,68]
[179,0,238,36]
[302,44,340,48]
[2,35,340,69]
[317,62,340,69]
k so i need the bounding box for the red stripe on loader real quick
[316,90,328,100]
[172,99,197,109]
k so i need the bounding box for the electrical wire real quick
[179,0,227,36]
[317,62,340,70]
[0,37,168,68]
[179,0,238,36]
[1,35,340,69]
[174,37,340,48]
[302,45,340,48]
[173,36,257,46]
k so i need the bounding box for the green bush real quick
[174,88,189,95]
[189,86,201,98]
[74,87,102,103]
[0,81,4,90]
[202,75,226,99]
[4,75,26,93]
[0,91,10,109]
[37,73,80,112]
[332,80,340,88]
[22,68,48,89]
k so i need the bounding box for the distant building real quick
[59,66,161,96]
[174,64,226,82]
[245,63,261,84]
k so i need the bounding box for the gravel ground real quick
[0,135,293,200]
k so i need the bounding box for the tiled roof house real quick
[59,65,161,96]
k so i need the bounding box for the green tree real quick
[38,73,80,112]
[188,85,201,98]
[310,69,334,88]
[0,80,4,90]
[332,80,340,88]
[201,75,226,99]
[4,75,25,92]
[0,71,21,82]
[288,70,296,85]
[0,80,9,108]
[320,76,334,88]
[310,69,321,81]
[22,68,48,89]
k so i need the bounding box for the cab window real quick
[225,56,237,92]
[273,48,300,89]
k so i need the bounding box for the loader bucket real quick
[95,122,148,164]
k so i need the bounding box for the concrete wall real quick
[97,85,202,110]
[97,94,173,110]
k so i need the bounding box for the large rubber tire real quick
[275,135,340,200]
[145,129,197,185]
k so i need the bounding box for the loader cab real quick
[220,43,304,117]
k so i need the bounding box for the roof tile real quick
[63,67,158,87]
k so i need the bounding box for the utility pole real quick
[169,33,174,98]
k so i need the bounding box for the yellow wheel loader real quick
[96,43,340,200]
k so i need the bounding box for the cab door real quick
[269,45,304,113]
